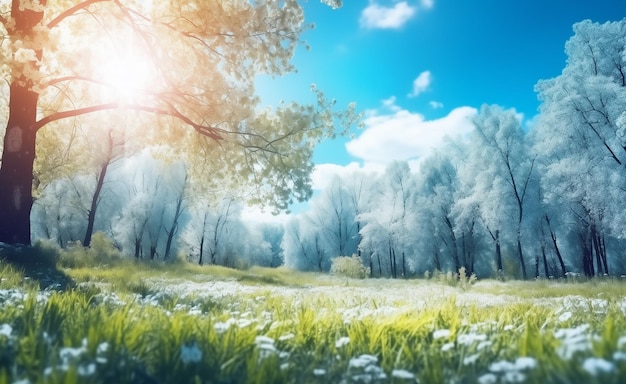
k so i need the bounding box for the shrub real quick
[330,255,370,279]
[57,232,124,268]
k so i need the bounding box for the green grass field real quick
[1,250,626,383]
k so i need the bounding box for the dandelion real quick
[335,336,350,348]
[582,357,615,376]
[391,369,415,379]
[433,329,451,340]
[180,342,202,364]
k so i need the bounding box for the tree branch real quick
[48,0,112,29]
[33,102,224,141]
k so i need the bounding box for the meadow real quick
[1,244,626,383]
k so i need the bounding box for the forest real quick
[1,2,625,281]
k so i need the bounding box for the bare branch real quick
[48,0,112,29]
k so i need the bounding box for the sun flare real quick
[91,38,158,103]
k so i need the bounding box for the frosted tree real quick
[305,175,359,259]
[457,105,536,279]
[282,215,329,272]
[416,146,471,274]
[359,161,418,278]
[0,0,356,246]
[534,18,626,277]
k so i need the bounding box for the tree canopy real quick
[0,0,356,245]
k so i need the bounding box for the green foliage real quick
[57,232,123,269]
[330,255,370,279]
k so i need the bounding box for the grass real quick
[1,245,626,383]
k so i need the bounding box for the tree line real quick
[5,12,626,280]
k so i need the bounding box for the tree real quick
[359,161,418,278]
[0,0,354,246]
[534,18,626,276]
[462,105,536,279]
[305,175,359,259]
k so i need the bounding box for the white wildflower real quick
[335,336,350,348]
[478,373,498,384]
[433,329,451,340]
[503,371,526,383]
[463,353,480,365]
[59,346,85,362]
[558,311,572,322]
[391,369,415,379]
[457,333,487,346]
[180,342,202,364]
[278,333,295,341]
[214,319,234,334]
[313,369,326,376]
[613,351,626,361]
[77,363,96,377]
[489,360,516,373]
[503,325,515,331]
[582,357,615,376]
[0,324,12,338]
[477,341,493,351]
[349,354,378,368]
[97,342,109,354]
[514,357,537,370]
[441,342,455,352]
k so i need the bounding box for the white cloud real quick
[346,99,477,165]
[360,1,416,29]
[409,70,432,97]
[421,0,434,9]
[311,162,370,190]
[429,100,444,109]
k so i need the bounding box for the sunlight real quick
[92,40,157,103]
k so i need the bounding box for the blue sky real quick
[251,0,625,218]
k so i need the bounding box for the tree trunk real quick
[0,85,39,245]
[495,230,503,277]
[83,158,110,247]
[541,241,550,278]
[517,231,527,279]
[0,3,47,246]
[545,215,566,278]
[198,235,205,265]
